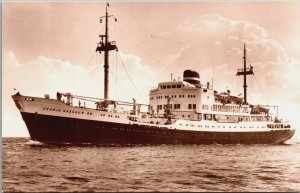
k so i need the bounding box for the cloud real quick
[159,13,300,95]
[162,44,191,70]
[171,14,288,63]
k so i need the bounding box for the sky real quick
[2,1,300,139]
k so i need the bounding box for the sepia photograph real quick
[2,1,300,192]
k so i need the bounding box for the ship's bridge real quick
[150,80,196,92]
[148,79,202,118]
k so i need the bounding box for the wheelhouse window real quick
[174,104,181,109]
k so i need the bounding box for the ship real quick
[12,4,295,145]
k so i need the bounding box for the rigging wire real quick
[86,52,97,69]
[114,24,172,73]
[246,55,268,102]
[134,43,171,72]
[114,49,117,99]
[148,34,236,52]
[226,75,238,93]
[115,19,236,52]
[81,52,98,79]
[71,51,98,95]
[253,75,268,102]
[109,64,135,101]
[236,76,239,96]
[249,73,253,102]
[97,52,102,98]
[117,51,148,103]
[69,51,97,84]
[111,49,118,99]
[238,76,242,96]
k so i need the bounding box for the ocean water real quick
[2,137,300,192]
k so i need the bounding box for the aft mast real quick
[96,3,118,107]
[236,43,254,104]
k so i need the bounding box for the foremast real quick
[96,3,117,107]
[236,43,253,104]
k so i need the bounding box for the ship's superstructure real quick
[11,4,295,144]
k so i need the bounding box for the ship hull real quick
[21,112,294,145]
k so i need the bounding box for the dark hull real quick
[21,112,295,145]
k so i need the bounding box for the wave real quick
[64,176,90,183]
[25,140,44,146]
